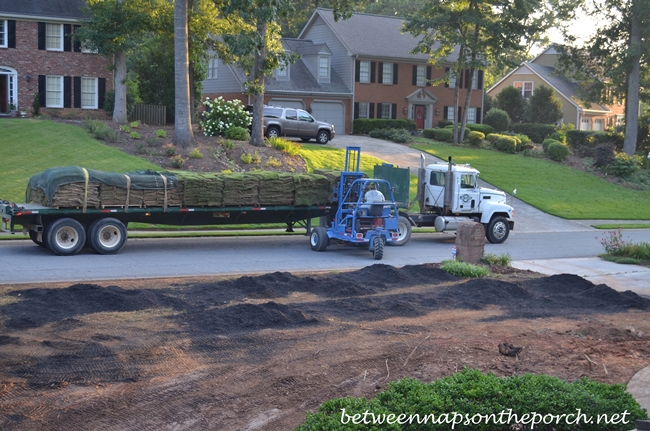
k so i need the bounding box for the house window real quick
[416,65,426,86]
[580,118,591,130]
[0,20,6,48]
[449,72,457,88]
[467,107,476,124]
[208,58,218,79]
[471,71,479,90]
[319,57,329,80]
[359,61,370,83]
[46,76,64,107]
[514,81,534,98]
[382,63,392,84]
[446,106,454,121]
[380,103,391,119]
[46,23,63,51]
[358,102,369,118]
[81,77,97,109]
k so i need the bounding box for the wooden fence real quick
[131,104,166,126]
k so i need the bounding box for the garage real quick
[310,101,345,135]
[268,99,304,109]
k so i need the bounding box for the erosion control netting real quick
[26,167,335,208]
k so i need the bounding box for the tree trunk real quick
[173,0,194,149]
[113,51,128,123]
[452,46,464,144]
[460,65,476,145]
[623,13,641,156]
[249,22,268,148]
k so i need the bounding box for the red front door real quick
[415,105,425,129]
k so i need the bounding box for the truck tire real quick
[373,236,384,260]
[45,218,86,256]
[316,130,330,144]
[265,126,280,139]
[29,230,46,247]
[485,216,510,244]
[310,227,329,251]
[388,216,412,246]
[88,218,128,254]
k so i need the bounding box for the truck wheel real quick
[388,216,412,246]
[88,218,128,254]
[29,230,46,247]
[316,130,330,144]
[373,236,384,260]
[485,216,510,244]
[266,126,280,139]
[45,218,86,256]
[310,227,329,251]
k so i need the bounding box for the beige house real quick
[487,46,624,130]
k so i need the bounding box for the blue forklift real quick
[309,147,400,260]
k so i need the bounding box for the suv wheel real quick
[316,130,330,144]
[266,126,280,139]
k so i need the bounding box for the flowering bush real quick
[598,229,627,255]
[200,97,251,137]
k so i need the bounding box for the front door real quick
[415,105,425,129]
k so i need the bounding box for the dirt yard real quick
[1,264,649,430]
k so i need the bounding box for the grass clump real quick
[130,121,140,128]
[155,129,167,138]
[119,125,131,133]
[265,156,282,168]
[162,143,177,157]
[82,118,119,142]
[130,131,141,139]
[145,136,158,147]
[189,148,203,159]
[240,152,261,164]
[480,253,512,266]
[267,136,300,155]
[440,260,489,278]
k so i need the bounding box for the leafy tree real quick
[527,84,563,124]
[495,85,528,123]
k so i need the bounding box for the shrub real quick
[440,260,489,278]
[465,123,495,135]
[130,131,141,139]
[221,140,235,150]
[145,136,158,147]
[423,128,453,142]
[189,148,203,159]
[134,143,148,155]
[130,121,140,128]
[598,229,627,255]
[267,137,300,156]
[523,147,545,158]
[200,96,252,137]
[480,253,512,266]
[514,133,532,147]
[32,92,41,117]
[296,368,648,430]
[155,129,167,138]
[162,143,177,157]
[369,128,414,143]
[82,119,119,142]
[593,142,616,168]
[547,141,570,162]
[265,156,283,168]
[353,118,417,134]
[509,123,556,143]
[119,125,131,133]
[224,126,250,141]
[542,138,561,153]
[495,85,528,123]
[566,130,625,156]
[437,119,452,128]
[251,151,261,164]
[526,84,563,124]
[468,131,485,146]
[549,130,566,144]
[494,135,519,153]
[484,108,511,132]
[240,153,253,164]
[169,155,185,168]
[608,152,643,178]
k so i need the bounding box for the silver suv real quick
[263,106,335,144]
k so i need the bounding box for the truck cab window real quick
[460,174,476,189]
[430,172,445,186]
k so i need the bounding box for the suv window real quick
[263,107,283,118]
[285,109,298,120]
[298,110,313,122]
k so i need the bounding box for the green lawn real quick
[413,140,650,220]
[0,119,160,202]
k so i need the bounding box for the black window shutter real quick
[478,70,484,89]
[73,25,81,52]
[443,106,448,120]
[412,65,417,85]
[393,63,398,85]
[38,22,46,50]
[458,106,462,120]
[444,67,449,88]
[370,62,376,83]
[38,75,46,107]
[477,107,482,123]
[354,102,359,119]
[64,24,72,52]
[74,77,81,108]
[98,78,106,109]
[8,20,16,48]
[458,70,464,89]
[465,70,471,88]
[369,103,375,119]
[378,62,383,83]
[426,66,432,86]
[64,76,72,108]
[355,60,360,82]
[391,103,397,119]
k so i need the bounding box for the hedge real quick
[353,118,417,134]
[468,131,485,146]
[369,128,414,144]
[509,123,556,143]
[465,123,495,135]
[547,141,571,161]
[423,128,454,142]
[494,135,519,153]
[542,138,561,152]
[566,130,625,156]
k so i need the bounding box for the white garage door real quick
[269,99,304,109]
[311,102,345,135]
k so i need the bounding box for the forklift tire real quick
[485,216,510,244]
[310,227,329,251]
[388,216,412,246]
[45,218,86,256]
[88,218,128,254]
[373,236,384,260]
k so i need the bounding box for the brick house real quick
[0,0,113,116]
[202,8,485,135]
[487,46,625,130]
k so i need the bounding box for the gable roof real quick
[299,8,460,63]
[0,0,87,21]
